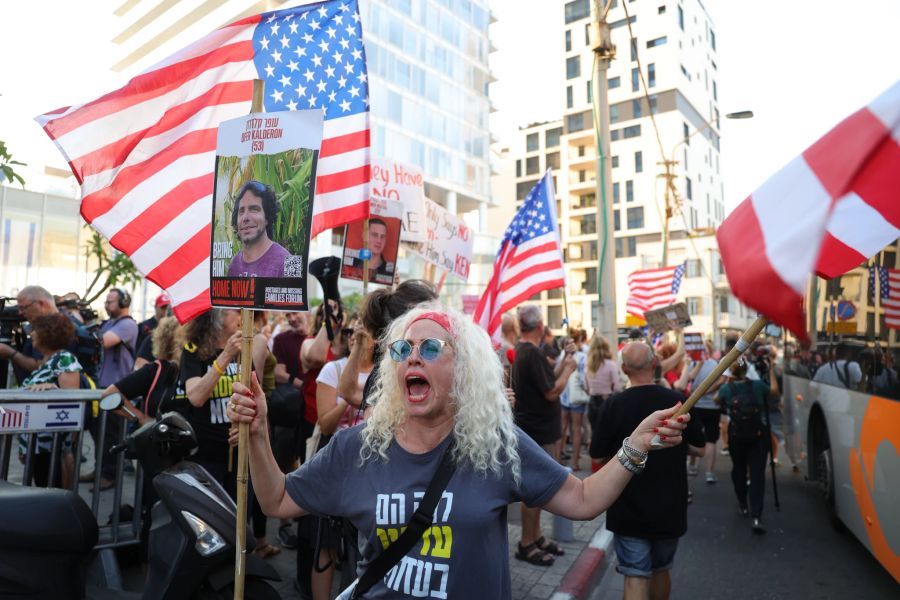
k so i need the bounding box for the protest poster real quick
[461,294,480,315]
[684,332,705,361]
[410,197,474,280]
[341,197,403,286]
[370,158,425,243]
[643,302,693,332]
[210,110,324,310]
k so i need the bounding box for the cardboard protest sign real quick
[643,302,692,332]
[370,158,425,243]
[684,332,705,361]
[341,198,403,286]
[410,197,474,280]
[210,110,324,310]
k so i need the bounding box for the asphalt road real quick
[596,453,898,600]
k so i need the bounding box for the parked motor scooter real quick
[0,394,280,599]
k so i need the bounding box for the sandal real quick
[254,543,282,559]
[535,536,565,556]
[515,541,554,566]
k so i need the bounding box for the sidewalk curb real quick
[549,524,614,600]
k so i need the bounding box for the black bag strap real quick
[834,361,850,388]
[351,437,457,599]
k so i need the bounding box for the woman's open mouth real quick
[405,374,431,403]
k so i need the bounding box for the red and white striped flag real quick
[870,266,900,330]
[717,80,900,337]
[625,264,685,319]
[474,171,565,341]
[36,0,370,322]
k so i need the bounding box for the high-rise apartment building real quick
[505,0,753,342]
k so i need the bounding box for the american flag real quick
[717,80,900,338]
[0,407,23,429]
[474,170,565,341]
[625,264,685,319]
[870,265,900,329]
[36,0,370,322]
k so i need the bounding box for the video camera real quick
[752,343,774,380]
[0,297,26,350]
[56,298,99,325]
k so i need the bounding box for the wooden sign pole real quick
[234,78,265,600]
[650,315,768,447]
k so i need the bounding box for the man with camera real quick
[81,288,138,490]
[0,286,65,380]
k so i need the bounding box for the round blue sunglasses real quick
[388,338,449,362]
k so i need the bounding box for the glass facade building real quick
[361,0,494,216]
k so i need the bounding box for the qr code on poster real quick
[284,256,304,278]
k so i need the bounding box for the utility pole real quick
[659,158,678,266]
[590,0,617,345]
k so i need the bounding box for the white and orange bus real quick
[782,241,900,584]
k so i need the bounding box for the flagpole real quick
[650,315,767,448]
[562,287,571,330]
[233,78,265,600]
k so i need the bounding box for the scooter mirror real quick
[100,392,124,412]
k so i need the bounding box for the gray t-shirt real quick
[691,359,720,409]
[285,424,569,599]
[98,316,138,387]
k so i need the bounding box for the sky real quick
[489,0,900,209]
[2,0,899,211]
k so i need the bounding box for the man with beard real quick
[227,181,290,278]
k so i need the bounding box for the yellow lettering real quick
[420,525,452,558]
[376,527,406,549]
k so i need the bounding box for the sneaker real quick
[278,523,298,549]
[720,447,730,456]
[751,518,766,534]
[705,471,717,484]
[687,465,699,477]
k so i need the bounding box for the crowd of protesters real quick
[6,280,877,600]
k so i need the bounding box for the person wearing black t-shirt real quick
[101,315,184,563]
[591,342,705,600]
[511,305,577,567]
[180,308,243,495]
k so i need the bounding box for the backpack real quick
[725,381,765,442]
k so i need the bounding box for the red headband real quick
[409,311,454,336]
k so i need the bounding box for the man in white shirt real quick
[812,343,862,389]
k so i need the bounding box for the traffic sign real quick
[836,300,857,321]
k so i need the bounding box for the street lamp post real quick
[659,111,753,265]
[590,0,617,345]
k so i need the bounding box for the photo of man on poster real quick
[227,180,291,278]
[342,216,399,286]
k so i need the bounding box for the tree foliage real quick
[82,228,142,304]
[0,141,26,187]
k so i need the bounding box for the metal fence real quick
[0,388,143,587]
